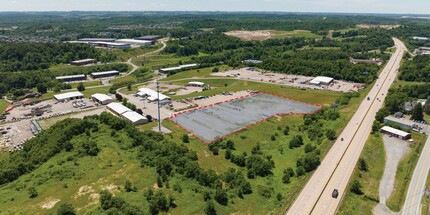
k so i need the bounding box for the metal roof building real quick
[381,126,411,140]
[159,63,199,74]
[90,70,120,79]
[54,92,84,102]
[122,111,148,125]
[107,103,132,116]
[384,116,416,130]
[137,88,171,101]
[55,74,86,82]
[90,42,131,49]
[78,38,116,42]
[135,35,162,41]
[91,94,113,105]
[71,59,96,66]
[310,76,334,85]
[188,82,205,87]
[115,39,152,46]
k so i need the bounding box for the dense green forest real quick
[0,42,116,72]
[399,55,430,82]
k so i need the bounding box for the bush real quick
[283,126,290,135]
[57,202,76,215]
[125,180,137,192]
[214,189,228,205]
[271,135,276,141]
[27,187,38,198]
[282,172,291,184]
[326,129,336,140]
[77,82,85,92]
[204,201,217,215]
[351,179,363,195]
[359,158,368,172]
[182,134,190,143]
[289,135,304,149]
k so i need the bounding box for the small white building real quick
[107,103,131,116]
[122,111,148,125]
[115,39,152,46]
[310,76,334,86]
[92,94,113,105]
[188,82,205,87]
[54,92,84,102]
[137,88,171,102]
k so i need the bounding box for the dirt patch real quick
[225,30,272,41]
[357,24,401,30]
[74,185,95,199]
[204,150,210,158]
[40,198,61,209]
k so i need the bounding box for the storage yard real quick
[170,93,321,143]
[211,68,363,92]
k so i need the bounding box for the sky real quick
[1,0,430,14]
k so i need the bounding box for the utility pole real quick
[156,81,161,132]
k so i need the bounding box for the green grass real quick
[162,65,232,81]
[163,112,343,214]
[386,132,428,212]
[131,54,193,70]
[70,81,102,88]
[269,30,322,40]
[162,78,339,105]
[0,99,10,115]
[103,43,162,62]
[338,133,385,215]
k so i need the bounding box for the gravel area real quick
[172,93,320,143]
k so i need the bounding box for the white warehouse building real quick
[54,92,84,102]
[107,103,132,116]
[115,39,152,46]
[122,111,148,125]
[91,94,113,105]
[137,88,171,102]
[310,76,334,86]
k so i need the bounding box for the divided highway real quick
[286,38,407,215]
[403,135,430,215]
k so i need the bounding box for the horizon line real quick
[0,10,428,16]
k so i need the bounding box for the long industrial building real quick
[90,42,131,49]
[107,103,132,116]
[54,92,84,102]
[115,39,152,46]
[90,70,120,79]
[78,38,116,42]
[381,126,411,140]
[71,59,96,66]
[159,63,199,74]
[55,74,86,82]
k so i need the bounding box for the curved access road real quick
[403,135,430,215]
[286,38,407,215]
[125,39,168,75]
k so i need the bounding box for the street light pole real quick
[156,81,161,132]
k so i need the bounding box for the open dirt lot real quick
[211,68,364,93]
[145,82,203,96]
[225,30,272,41]
[171,93,320,143]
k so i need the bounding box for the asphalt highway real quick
[286,38,407,215]
[403,134,430,215]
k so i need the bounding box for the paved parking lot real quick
[211,68,363,93]
[171,93,321,143]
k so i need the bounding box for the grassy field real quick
[386,132,428,212]
[338,133,385,215]
[164,78,340,105]
[270,30,322,40]
[161,65,232,81]
[0,99,10,115]
[131,54,193,70]
[104,43,162,62]
[70,81,102,88]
